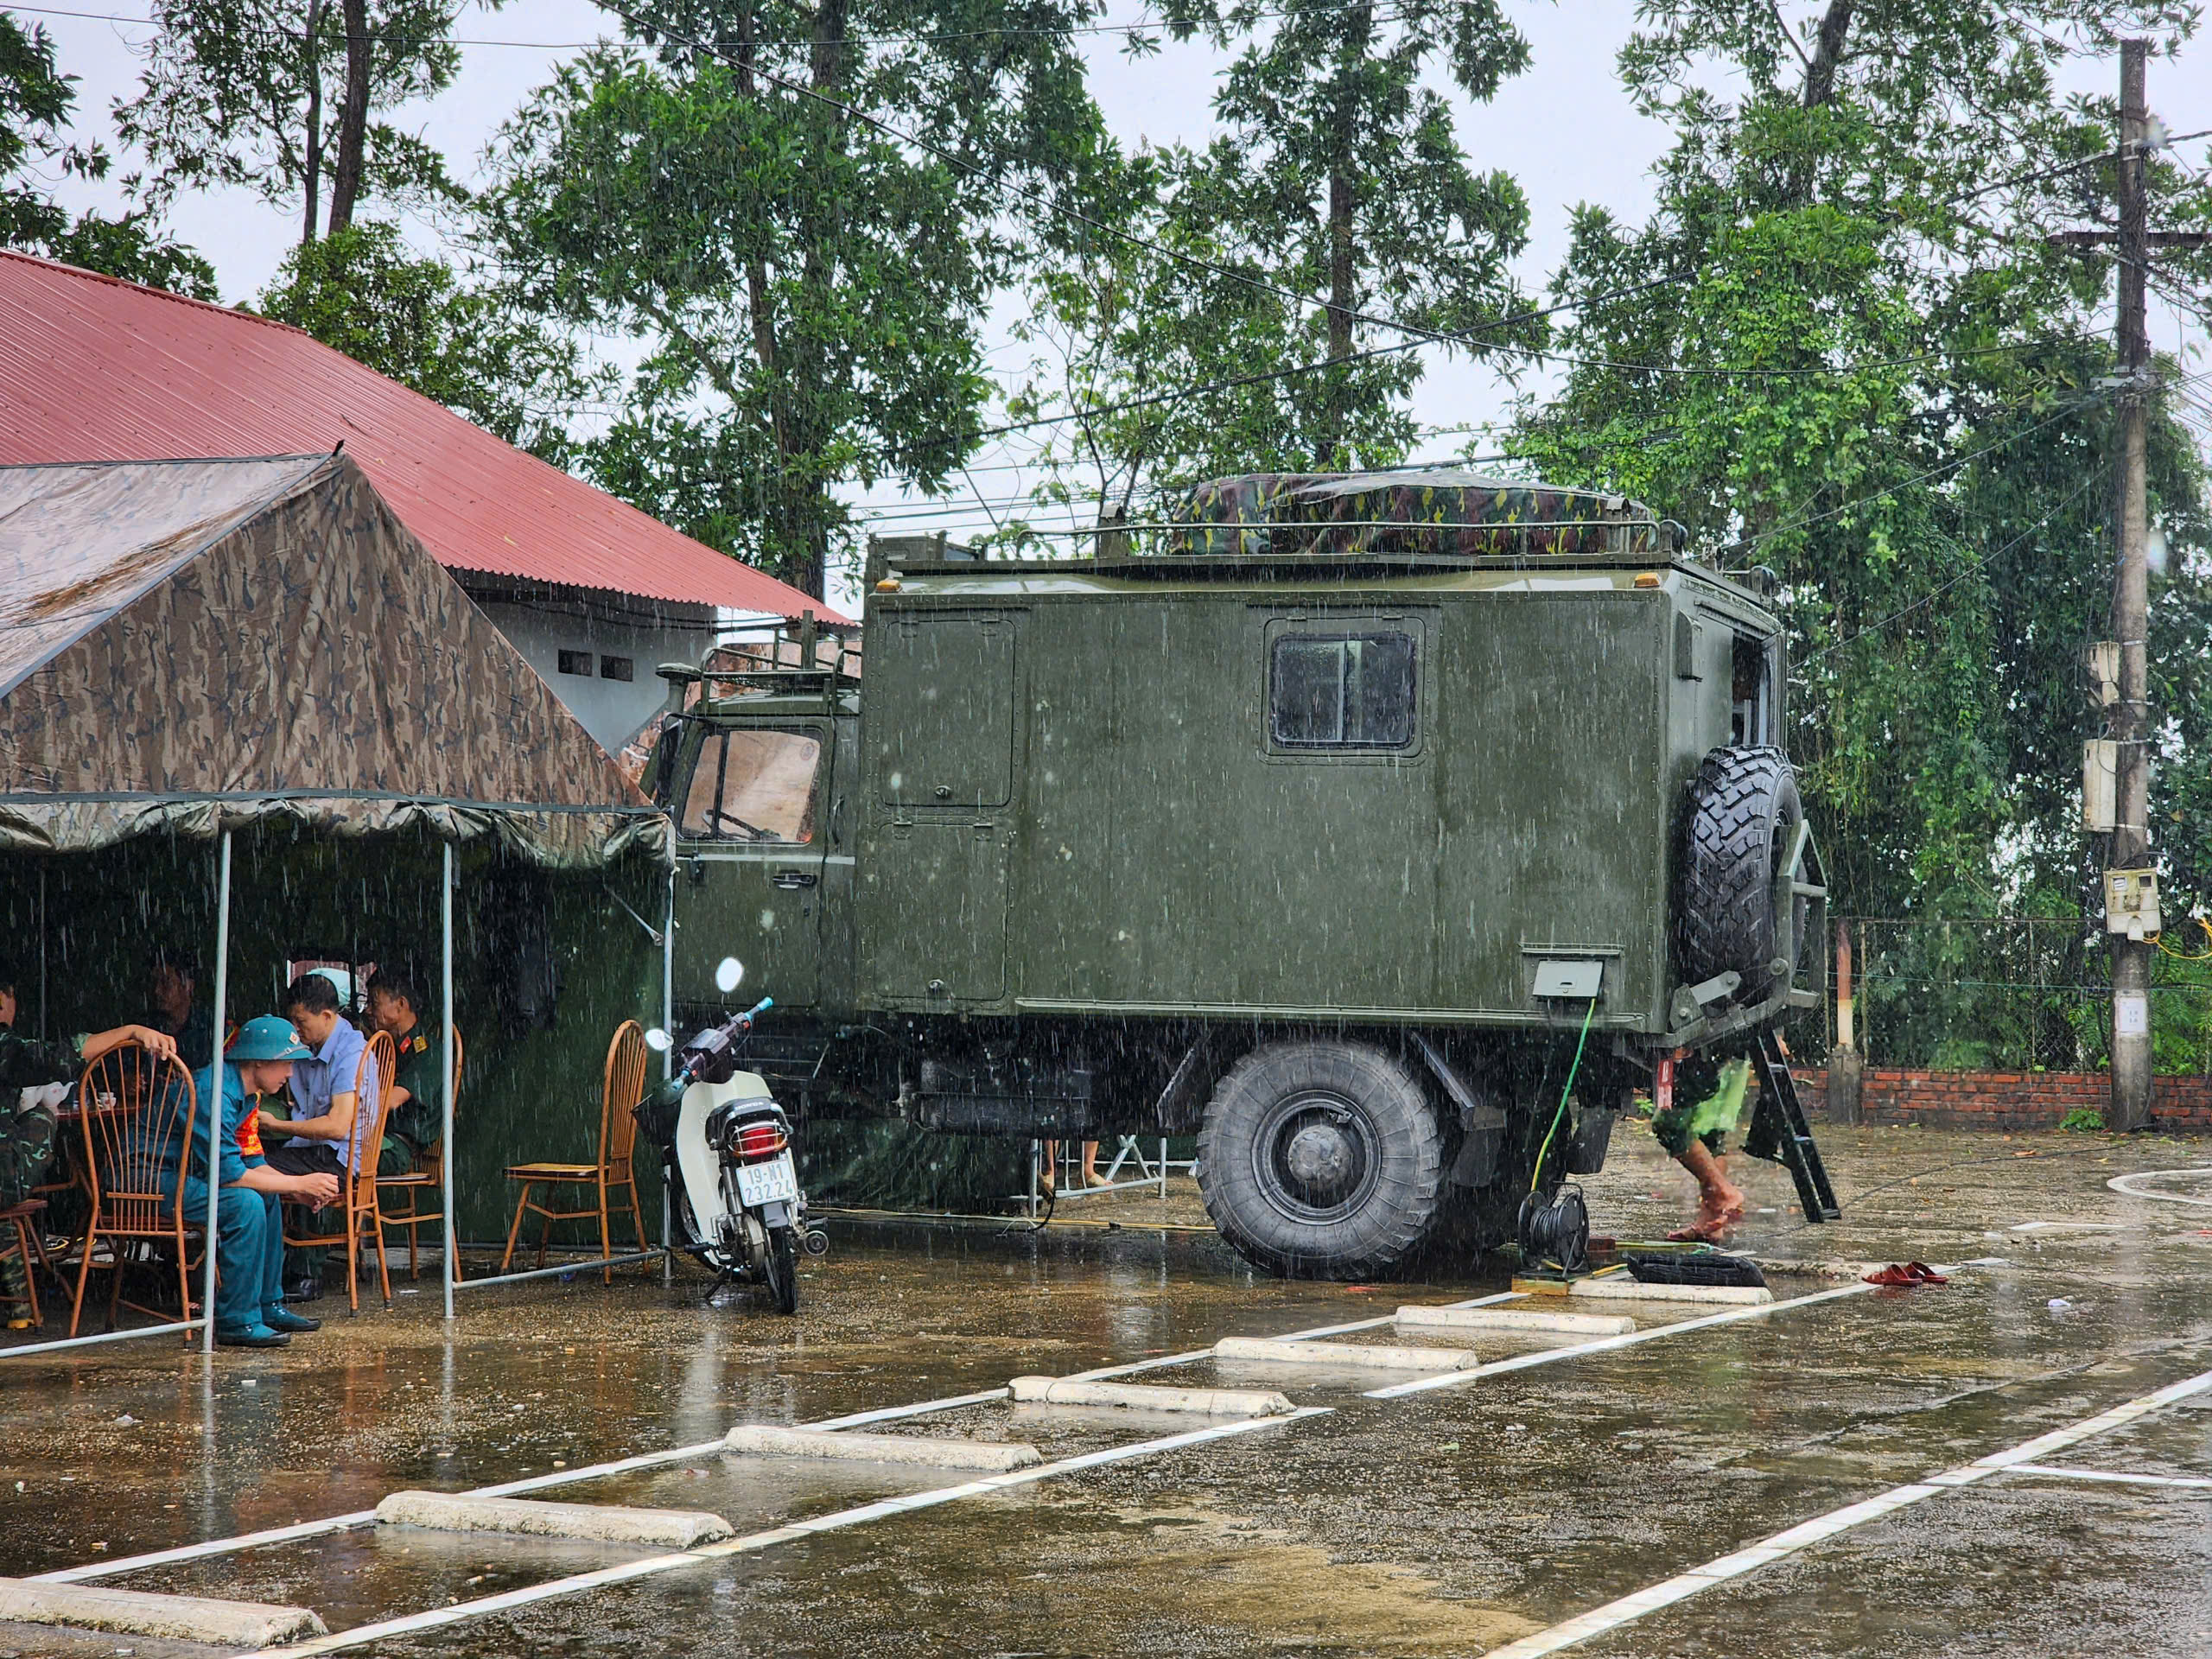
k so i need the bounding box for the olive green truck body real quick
[651,480,1826,1276]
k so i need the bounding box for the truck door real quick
[672,720,832,1007]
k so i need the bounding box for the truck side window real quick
[1731,635,1774,747]
[681,730,823,842]
[1269,632,1416,749]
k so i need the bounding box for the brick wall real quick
[1796,1067,2212,1132]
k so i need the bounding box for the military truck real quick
[645,470,1830,1279]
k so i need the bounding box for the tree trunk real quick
[327,0,372,235]
[301,0,325,245]
[1801,0,1853,109]
[1314,3,1369,469]
[781,0,850,601]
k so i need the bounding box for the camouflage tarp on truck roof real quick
[1172,468,1664,556]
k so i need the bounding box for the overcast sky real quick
[17,0,2212,601]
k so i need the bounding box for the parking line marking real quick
[1363,1282,1876,1398]
[2000,1463,2212,1490]
[276,1408,1333,1656]
[1070,1292,1523,1382]
[1478,1363,2212,1658]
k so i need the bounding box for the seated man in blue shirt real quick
[259,974,374,1300]
[177,1016,340,1348]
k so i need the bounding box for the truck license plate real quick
[735,1153,798,1207]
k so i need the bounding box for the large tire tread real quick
[1675,746,1802,1002]
[1197,1039,1444,1281]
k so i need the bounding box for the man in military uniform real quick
[365,968,451,1177]
[175,1016,340,1347]
[0,965,181,1325]
[146,950,217,1071]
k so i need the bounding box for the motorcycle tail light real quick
[734,1121,787,1160]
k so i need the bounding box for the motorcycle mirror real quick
[715,957,745,995]
[643,1027,673,1052]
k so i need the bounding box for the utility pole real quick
[2052,42,2202,1128]
[2109,38,2154,1132]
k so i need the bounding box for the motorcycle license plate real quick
[735,1152,798,1207]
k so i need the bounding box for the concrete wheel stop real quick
[1396,1304,1637,1336]
[373,1491,734,1548]
[1212,1337,1479,1371]
[725,1424,1043,1471]
[0,1577,327,1649]
[1524,1275,1775,1307]
[1008,1376,1295,1416]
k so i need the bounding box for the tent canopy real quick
[0,454,668,868]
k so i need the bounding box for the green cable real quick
[1529,995,1599,1195]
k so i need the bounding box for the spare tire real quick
[1674,746,1803,1005]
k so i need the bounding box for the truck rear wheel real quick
[1675,745,1803,1005]
[1197,1039,1444,1280]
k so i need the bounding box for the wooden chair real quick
[1,1199,48,1329]
[69,1042,200,1338]
[374,1026,465,1281]
[501,1020,652,1283]
[283,1029,397,1313]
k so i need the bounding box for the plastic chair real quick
[500,1020,652,1283]
[283,1029,397,1313]
[374,1027,464,1281]
[68,1042,199,1338]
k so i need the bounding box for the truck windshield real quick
[682,730,823,842]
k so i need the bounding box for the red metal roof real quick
[0,250,849,621]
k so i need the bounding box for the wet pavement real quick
[3,1124,2211,1656]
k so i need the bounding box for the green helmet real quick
[228,1015,311,1063]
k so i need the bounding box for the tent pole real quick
[661,822,675,1285]
[201,830,232,1357]
[441,841,457,1323]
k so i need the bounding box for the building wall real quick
[465,584,720,754]
[1795,1067,2212,1132]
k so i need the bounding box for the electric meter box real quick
[2105,868,2162,938]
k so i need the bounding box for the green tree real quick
[254,221,600,461]
[115,0,471,245]
[481,0,1106,597]
[1155,0,1541,468]
[1511,2,2212,926]
[0,13,213,295]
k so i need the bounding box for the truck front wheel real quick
[1197,1039,1445,1280]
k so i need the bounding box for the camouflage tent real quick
[0,454,667,867]
[1173,468,1666,558]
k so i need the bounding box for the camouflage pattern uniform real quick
[1173,469,1665,558]
[0,1028,79,1312]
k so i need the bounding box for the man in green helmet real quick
[170,1016,341,1348]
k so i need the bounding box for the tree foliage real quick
[480,0,1107,598]
[1511,1,2212,930]
[0,14,213,295]
[115,0,472,244]
[254,221,602,461]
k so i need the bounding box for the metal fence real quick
[1821,917,2212,1074]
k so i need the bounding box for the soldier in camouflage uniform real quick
[0,965,179,1325]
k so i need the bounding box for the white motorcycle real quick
[639,958,824,1313]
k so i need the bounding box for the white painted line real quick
[40,1294,1511,1586]
[276,1408,1332,1656]
[2001,1463,2212,1491]
[1065,1291,1523,1382]
[2106,1167,2212,1206]
[1478,1363,2212,1659]
[1364,1282,1876,1399]
[41,1392,1013,1585]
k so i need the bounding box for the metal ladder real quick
[1744,1029,1842,1222]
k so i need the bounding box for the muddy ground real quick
[4,1124,2211,1656]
